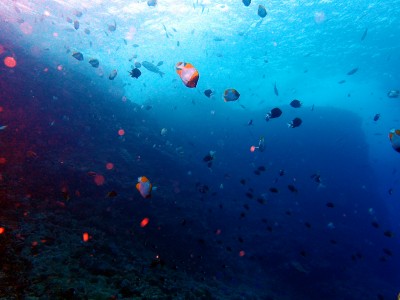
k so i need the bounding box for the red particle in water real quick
[0,227,5,234]
[106,162,114,170]
[0,106,3,112]
[140,217,149,227]
[94,174,105,186]
[0,158,6,164]
[4,56,17,68]
[82,232,89,242]
[118,129,125,136]
[239,250,246,257]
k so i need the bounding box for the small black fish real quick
[273,82,279,96]
[88,58,99,68]
[361,28,368,41]
[72,52,83,61]
[373,113,380,121]
[304,222,311,228]
[254,170,261,175]
[156,61,163,67]
[288,117,302,128]
[106,190,118,198]
[129,68,141,79]
[383,230,394,238]
[109,69,117,80]
[279,169,285,176]
[248,119,253,126]
[269,187,279,193]
[265,107,282,121]
[290,99,301,108]
[257,198,265,204]
[258,166,266,172]
[240,179,246,185]
[382,248,392,256]
[338,80,346,84]
[287,184,298,193]
[108,21,117,32]
[371,221,380,228]
[245,192,253,199]
[347,67,358,75]
[388,188,393,195]
[73,20,79,30]
[204,89,213,98]
[326,202,334,208]
[242,0,251,6]
[258,5,267,18]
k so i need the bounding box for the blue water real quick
[0,1,399,299]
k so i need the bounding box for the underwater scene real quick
[0,0,400,299]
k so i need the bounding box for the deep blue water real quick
[0,1,400,299]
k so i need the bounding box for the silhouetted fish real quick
[361,28,368,41]
[347,67,358,75]
[273,82,279,96]
[72,52,83,61]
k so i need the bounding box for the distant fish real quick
[290,99,302,108]
[288,117,302,128]
[361,28,368,41]
[389,129,400,153]
[73,20,79,30]
[338,80,346,84]
[88,58,99,68]
[106,191,117,198]
[387,90,400,98]
[109,69,117,80]
[129,68,141,79]
[258,5,267,18]
[273,82,279,96]
[347,67,358,75]
[136,176,152,198]
[142,61,165,77]
[265,107,282,121]
[288,184,298,193]
[156,61,163,67]
[74,10,83,18]
[176,62,199,88]
[84,28,90,35]
[204,89,213,98]
[147,0,157,6]
[108,21,116,32]
[242,0,251,6]
[373,113,380,121]
[72,51,83,61]
[269,187,279,193]
[223,89,240,102]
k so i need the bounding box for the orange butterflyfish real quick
[136,176,152,198]
[176,62,199,88]
[389,129,400,153]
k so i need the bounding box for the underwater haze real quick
[0,0,400,299]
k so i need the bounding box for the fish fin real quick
[136,183,140,191]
